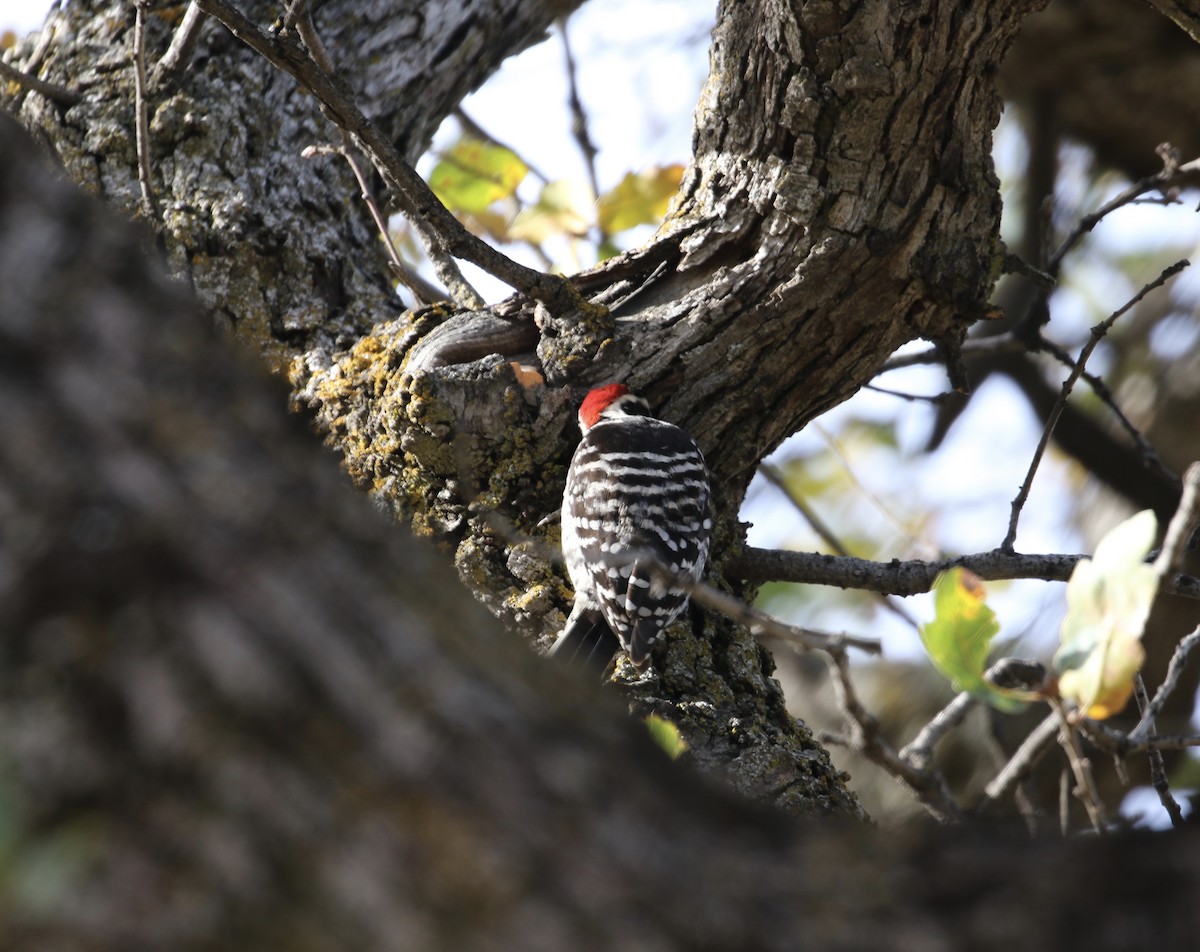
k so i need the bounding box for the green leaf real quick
[428,136,528,214]
[597,164,683,234]
[507,179,593,244]
[644,715,688,760]
[919,568,1026,712]
[1054,510,1158,719]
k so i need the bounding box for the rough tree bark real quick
[3,109,1200,952]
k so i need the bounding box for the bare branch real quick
[878,335,1028,374]
[1001,260,1189,552]
[1133,675,1186,829]
[1046,154,1200,275]
[1049,698,1107,833]
[731,545,1200,601]
[593,546,882,656]
[1144,1,1200,44]
[1033,333,1177,487]
[559,17,600,223]
[757,463,849,557]
[453,108,550,184]
[1121,465,1200,759]
[132,2,159,222]
[154,1,208,86]
[819,648,964,823]
[303,144,445,305]
[190,0,580,314]
[479,513,883,659]
[1080,720,1200,756]
[757,462,921,630]
[1153,462,1200,579]
[980,711,1060,807]
[0,53,80,107]
[292,8,481,308]
[282,0,310,33]
[862,382,952,405]
[1129,626,1200,747]
[898,658,1045,806]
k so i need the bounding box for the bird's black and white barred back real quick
[551,384,712,668]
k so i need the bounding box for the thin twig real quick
[980,710,1060,806]
[607,548,882,656]
[0,54,80,106]
[303,144,445,304]
[732,545,1200,601]
[1121,464,1200,751]
[453,108,550,184]
[1129,626,1200,746]
[1046,154,1200,275]
[1049,697,1107,833]
[900,658,1043,773]
[291,5,333,72]
[983,717,1045,834]
[1133,674,1186,828]
[191,0,578,315]
[282,0,310,33]
[2,12,60,112]
[154,1,207,86]
[1079,721,1200,756]
[862,383,952,405]
[480,512,882,658]
[1034,333,1177,487]
[559,18,600,216]
[1058,768,1071,835]
[899,692,974,771]
[1000,260,1189,552]
[132,2,159,221]
[293,8,482,308]
[820,649,964,822]
[757,463,849,557]
[814,423,926,552]
[1153,462,1200,579]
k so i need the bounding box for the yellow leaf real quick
[597,164,684,234]
[1058,640,1145,719]
[428,136,528,214]
[1053,510,1158,719]
[508,179,593,243]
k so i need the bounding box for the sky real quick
[0,0,42,35]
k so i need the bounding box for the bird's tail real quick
[548,610,620,669]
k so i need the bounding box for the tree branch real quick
[1001,260,1190,551]
[154,0,208,87]
[0,50,80,106]
[732,546,1200,601]
[190,0,579,314]
[132,2,159,221]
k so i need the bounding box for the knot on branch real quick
[405,307,539,378]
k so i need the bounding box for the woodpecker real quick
[550,383,712,668]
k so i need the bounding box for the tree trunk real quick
[297,0,1040,808]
